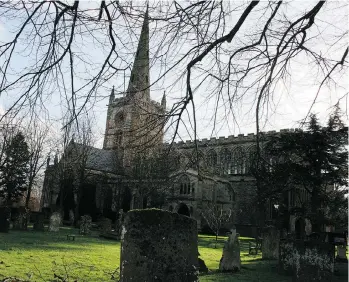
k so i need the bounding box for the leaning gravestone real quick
[0,207,10,233]
[262,225,280,260]
[219,227,241,272]
[120,209,198,282]
[48,212,62,232]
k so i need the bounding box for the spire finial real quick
[109,85,115,103]
[161,91,166,109]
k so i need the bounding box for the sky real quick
[0,1,348,149]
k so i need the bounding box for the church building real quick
[41,9,298,232]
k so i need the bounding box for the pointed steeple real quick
[127,7,150,100]
[109,85,115,103]
[161,91,166,109]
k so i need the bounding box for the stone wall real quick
[120,209,198,282]
[279,240,335,281]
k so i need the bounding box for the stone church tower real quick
[103,9,166,167]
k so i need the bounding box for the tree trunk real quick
[25,179,34,209]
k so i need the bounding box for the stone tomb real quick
[120,209,198,282]
[279,240,335,281]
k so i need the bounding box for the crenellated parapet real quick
[164,128,300,149]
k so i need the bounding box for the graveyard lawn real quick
[0,228,347,282]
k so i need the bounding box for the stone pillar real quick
[262,225,280,260]
[120,209,198,282]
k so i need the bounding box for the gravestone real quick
[120,209,198,282]
[219,227,241,272]
[262,225,280,259]
[0,207,10,233]
[98,217,112,234]
[115,209,124,235]
[69,210,75,226]
[12,207,29,230]
[32,212,45,231]
[48,212,62,232]
[79,215,92,235]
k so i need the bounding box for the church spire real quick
[161,91,166,109]
[127,7,150,100]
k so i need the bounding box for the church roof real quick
[66,142,122,174]
[85,146,120,173]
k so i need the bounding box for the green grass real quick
[0,228,347,281]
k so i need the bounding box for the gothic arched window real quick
[179,175,191,195]
[207,149,217,168]
[220,148,232,175]
[232,147,246,174]
[190,150,205,170]
[246,145,257,174]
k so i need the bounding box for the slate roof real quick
[66,142,122,174]
[85,146,120,173]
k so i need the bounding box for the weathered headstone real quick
[0,207,10,233]
[48,212,62,232]
[115,209,124,234]
[32,212,45,231]
[13,207,29,230]
[79,215,92,235]
[98,217,112,234]
[120,209,198,282]
[69,210,75,226]
[262,225,280,260]
[219,227,241,272]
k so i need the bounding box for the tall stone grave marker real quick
[48,212,62,232]
[219,227,241,272]
[120,209,198,282]
[262,225,280,259]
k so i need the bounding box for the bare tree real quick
[0,1,346,143]
[201,202,232,248]
[23,119,51,209]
